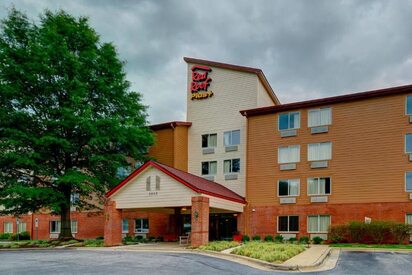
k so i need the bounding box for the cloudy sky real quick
[1,0,412,124]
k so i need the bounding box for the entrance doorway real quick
[209,213,237,241]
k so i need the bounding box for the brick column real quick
[191,196,209,247]
[104,200,122,246]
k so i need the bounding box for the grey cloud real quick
[1,0,412,123]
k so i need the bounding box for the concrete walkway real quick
[283,245,330,268]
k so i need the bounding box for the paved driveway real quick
[0,250,411,274]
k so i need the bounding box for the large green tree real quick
[0,9,154,239]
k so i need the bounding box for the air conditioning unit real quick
[409,193,412,200]
[409,154,412,162]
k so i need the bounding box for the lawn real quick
[231,241,305,263]
[330,243,412,249]
[198,241,241,251]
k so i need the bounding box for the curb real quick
[333,247,412,254]
[297,247,331,270]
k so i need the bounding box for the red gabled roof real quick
[240,84,412,117]
[105,160,245,204]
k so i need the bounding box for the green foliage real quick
[330,224,349,243]
[0,233,11,240]
[123,235,133,242]
[231,242,305,263]
[242,235,250,242]
[8,231,30,241]
[390,223,412,244]
[312,236,323,244]
[365,221,391,244]
[252,235,261,241]
[264,235,273,242]
[84,239,104,247]
[288,237,297,243]
[0,8,153,239]
[274,235,284,243]
[348,222,365,243]
[298,236,309,244]
[198,241,240,252]
[95,236,104,240]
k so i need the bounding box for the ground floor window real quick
[278,216,299,232]
[50,221,61,233]
[135,218,149,233]
[406,214,412,225]
[18,222,27,233]
[307,215,330,233]
[4,222,13,233]
[71,220,78,233]
[122,219,129,233]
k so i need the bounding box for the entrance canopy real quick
[106,160,245,212]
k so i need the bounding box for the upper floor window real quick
[307,215,330,233]
[308,108,331,127]
[308,177,331,195]
[278,179,300,197]
[135,218,149,233]
[278,216,299,232]
[406,134,412,153]
[406,172,412,192]
[202,161,217,175]
[202,133,217,148]
[308,142,332,161]
[224,130,240,146]
[279,112,300,131]
[70,193,79,206]
[406,96,412,115]
[278,145,300,164]
[224,159,240,174]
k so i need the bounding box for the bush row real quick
[241,235,310,244]
[0,231,30,241]
[329,221,412,244]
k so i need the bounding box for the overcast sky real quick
[1,0,412,124]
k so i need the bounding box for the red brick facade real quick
[191,196,209,247]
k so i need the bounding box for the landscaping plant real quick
[274,235,284,243]
[252,235,261,241]
[264,235,274,242]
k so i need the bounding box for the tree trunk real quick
[59,199,73,240]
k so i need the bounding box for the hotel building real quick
[2,57,412,247]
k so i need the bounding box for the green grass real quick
[0,239,105,249]
[330,243,412,249]
[231,241,305,263]
[198,241,241,252]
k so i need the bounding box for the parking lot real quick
[0,250,411,274]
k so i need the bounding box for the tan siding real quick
[173,125,189,171]
[148,128,174,167]
[247,94,412,206]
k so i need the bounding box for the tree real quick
[0,9,154,239]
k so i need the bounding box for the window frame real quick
[307,177,332,196]
[17,222,27,233]
[406,214,412,225]
[308,107,332,127]
[307,215,331,233]
[122,219,129,233]
[71,220,78,234]
[223,158,240,174]
[406,95,412,115]
[277,215,300,233]
[135,218,149,233]
[278,111,301,131]
[223,130,240,147]
[50,220,61,234]
[277,179,300,197]
[307,142,332,161]
[201,161,217,176]
[201,133,217,148]
[405,134,412,154]
[3,222,13,233]
[405,172,412,192]
[278,145,301,164]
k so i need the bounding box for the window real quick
[308,142,332,161]
[307,177,331,195]
[116,166,131,179]
[50,221,61,233]
[406,214,412,225]
[146,176,151,191]
[279,112,300,130]
[202,161,217,175]
[155,175,160,191]
[4,222,13,233]
[407,96,412,115]
[71,220,78,233]
[70,193,79,206]
[122,219,129,233]
[278,179,300,197]
[308,108,332,127]
[135,218,149,233]
[278,216,299,232]
[406,134,412,153]
[278,145,300,164]
[224,159,240,174]
[406,172,412,192]
[307,215,330,233]
[202,134,217,148]
[224,130,240,146]
[18,222,27,233]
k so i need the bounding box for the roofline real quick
[240,84,412,117]
[149,121,192,131]
[105,160,246,204]
[184,57,280,105]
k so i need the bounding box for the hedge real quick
[329,221,412,244]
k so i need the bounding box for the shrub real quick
[123,235,133,242]
[264,235,274,242]
[242,235,250,242]
[96,236,104,240]
[0,233,11,240]
[390,223,412,244]
[299,236,310,244]
[348,221,365,243]
[274,235,284,243]
[148,236,155,242]
[156,236,164,242]
[199,241,240,251]
[288,237,297,243]
[8,232,30,241]
[365,221,392,244]
[252,235,261,241]
[312,236,323,244]
[330,224,349,243]
[134,235,144,241]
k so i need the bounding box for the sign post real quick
[35,218,39,240]
[16,218,20,241]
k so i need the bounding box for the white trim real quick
[307,177,332,196]
[405,172,412,192]
[405,134,412,154]
[307,107,332,127]
[278,111,301,131]
[277,215,300,233]
[406,95,412,115]
[134,218,149,234]
[277,179,300,197]
[307,215,331,233]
